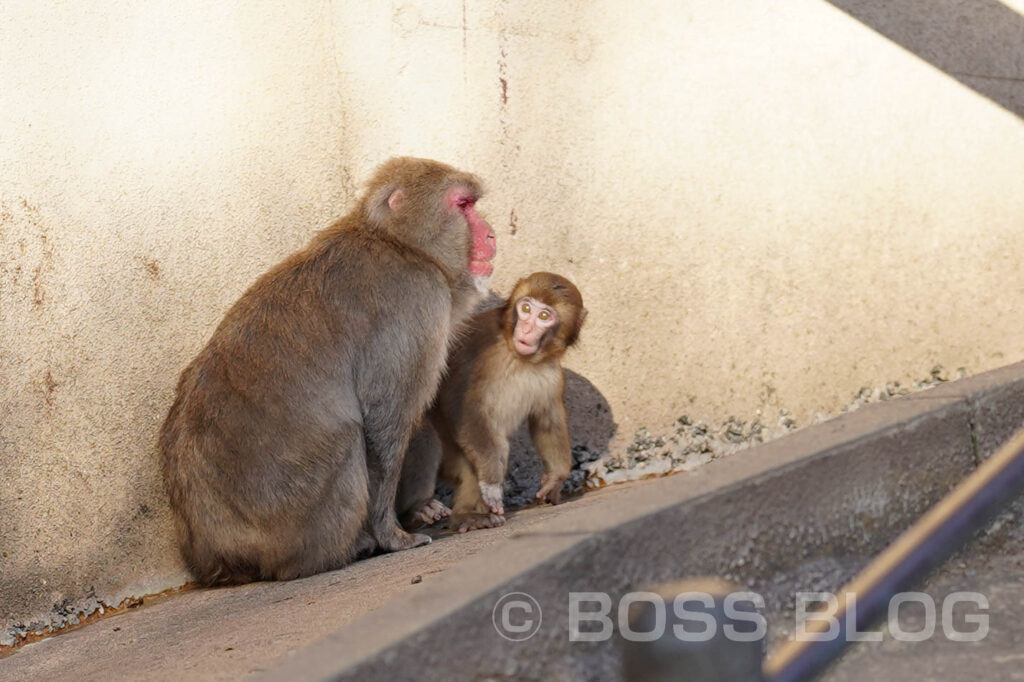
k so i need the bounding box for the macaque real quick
[159,157,496,585]
[398,272,586,532]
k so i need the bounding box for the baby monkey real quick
[398,272,587,532]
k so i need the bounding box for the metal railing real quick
[623,426,1024,681]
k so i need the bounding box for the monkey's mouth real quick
[514,336,539,355]
[470,260,494,277]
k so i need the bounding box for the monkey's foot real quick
[376,526,432,552]
[354,529,378,559]
[478,482,505,516]
[407,499,452,530]
[536,473,568,505]
[449,511,506,534]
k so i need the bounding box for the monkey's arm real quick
[528,398,572,505]
[457,419,509,516]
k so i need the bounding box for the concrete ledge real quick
[909,360,1024,460]
[4,362,1024,682]
[262,362,1024,681]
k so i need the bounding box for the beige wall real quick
[2,0,1022,638]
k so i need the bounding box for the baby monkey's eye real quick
[521,302,531,313]
[539,310,551,320]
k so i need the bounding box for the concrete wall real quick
[2,0,1022,638]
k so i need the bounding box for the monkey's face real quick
[363,158,496,283]
[446,186,496,279]
[512,296,559,356]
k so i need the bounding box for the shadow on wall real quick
[824,0,1024,119]
[503,369,617,507]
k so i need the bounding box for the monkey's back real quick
[159,223,454,584]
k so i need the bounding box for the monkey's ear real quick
[564,307,586,348]
[365,185,403,226]
[388,189,405,212]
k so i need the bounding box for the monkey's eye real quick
[521,302,531,314]
[538,310,551,321]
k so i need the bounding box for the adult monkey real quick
[398,272,586,532]
[159,157,496,585]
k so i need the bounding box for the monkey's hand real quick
[478,482,505,515]
[536,473,567,505]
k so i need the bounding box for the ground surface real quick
[9,497,1020,682]
[0,486,622,681]
[5,360,1024,681]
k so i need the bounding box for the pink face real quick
[447,187,496,278]
[513,296,558,356]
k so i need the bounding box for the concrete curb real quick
[256,362,1024,681]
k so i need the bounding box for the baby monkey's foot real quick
[449,511,506,534]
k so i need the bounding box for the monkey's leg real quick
[441,448,505,533]
[270,421,371,578]
[397,422,451,530]
[529,403,572,505]
[364,421,432,552]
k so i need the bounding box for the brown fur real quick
[159,157,494,584]
[397,272,586,532]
